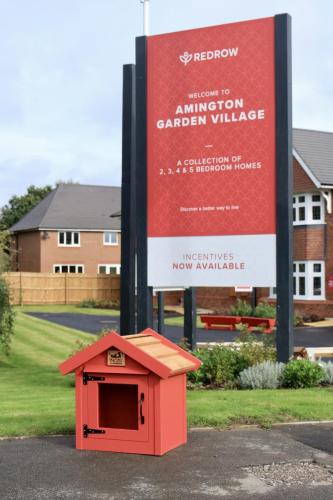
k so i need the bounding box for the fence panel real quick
[3,272,120,305]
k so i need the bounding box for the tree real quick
[0,277,14,356]
[0,231,14,356]
[0,230,10,274]
[0,184,53,230]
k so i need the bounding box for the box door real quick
[85,374,149,442]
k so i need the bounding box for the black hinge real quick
[82,373,105,385]
[83,424,106,438]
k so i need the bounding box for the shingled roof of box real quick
[10,184,121,232]
[293,128,333,186]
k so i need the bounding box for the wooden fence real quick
[4,272,120,305]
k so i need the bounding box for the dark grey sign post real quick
[120,64,137,335]
[136,35,153,332]
[184,288,197,351]
[275,13,294,362]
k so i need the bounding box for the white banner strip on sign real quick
[148,234,276,287]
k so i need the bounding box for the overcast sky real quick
[0,0,332,206]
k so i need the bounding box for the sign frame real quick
[130,13,293,360]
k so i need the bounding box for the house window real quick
[293,193,324,225]
[98,264,121,275]
[54,264,84,274]
[103,232,118,245]
[270,261,325,300]
[58,231,80,246]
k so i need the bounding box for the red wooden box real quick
[59,328,201,456]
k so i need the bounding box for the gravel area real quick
[244,460,333,488]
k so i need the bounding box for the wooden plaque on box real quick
[107,349,125,366]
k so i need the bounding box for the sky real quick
[0,0,332,207]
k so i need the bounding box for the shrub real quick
[95,299,120,310]
[229,299,252,317]
[294,314,303,327]
[78,298,98,308]
[77,298,120,310]
[254,302,276,318]
[187,346,249,387]
[239,361,286,389]
[0,277,15,356]
[251,303,302,325]
[234,328,276,365]
[238,338,276,365]
[234,322,252,338]
[319,362,333,385]
[282,360,326,388]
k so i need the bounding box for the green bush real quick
[254,302,276,318]
[237,337,276,365]
[282,360,325,388]
[96,299,120,310]
[239,361,285,389]
[0,277,15,356]
[77,298,98,308]
[187,346,249,387]
[77,298,120,310]
[294,314,303,327]
[229,299,252,317]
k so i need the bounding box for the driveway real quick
[27,312,333,348]
[0,424,332,499]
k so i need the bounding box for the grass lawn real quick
[165,314,204,328]
[16,304,120,316]
[188,388,333,427]
[0,311,332,437]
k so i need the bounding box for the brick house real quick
[10,184,121,275]
[197,129,333,316]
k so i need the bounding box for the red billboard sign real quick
[147,18,276,287]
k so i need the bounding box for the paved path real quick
[0,424,332,499]
[28,312,333,348]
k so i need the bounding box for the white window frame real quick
[293,193,325,226]
[53,264,85,274]
[103,231,118,246]
[98,264,121,275]
[270,260,325,300]
[58,231,80,247]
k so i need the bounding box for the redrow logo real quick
[179,52,193,66]
[179,47,239,66]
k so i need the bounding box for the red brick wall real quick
[294,226,325,260]
[11,230,122,274]
[196,287,251,313]
[293,158,317,193]
[40,231,121,273]
[258,297,333,318]
[12,232,41,272]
